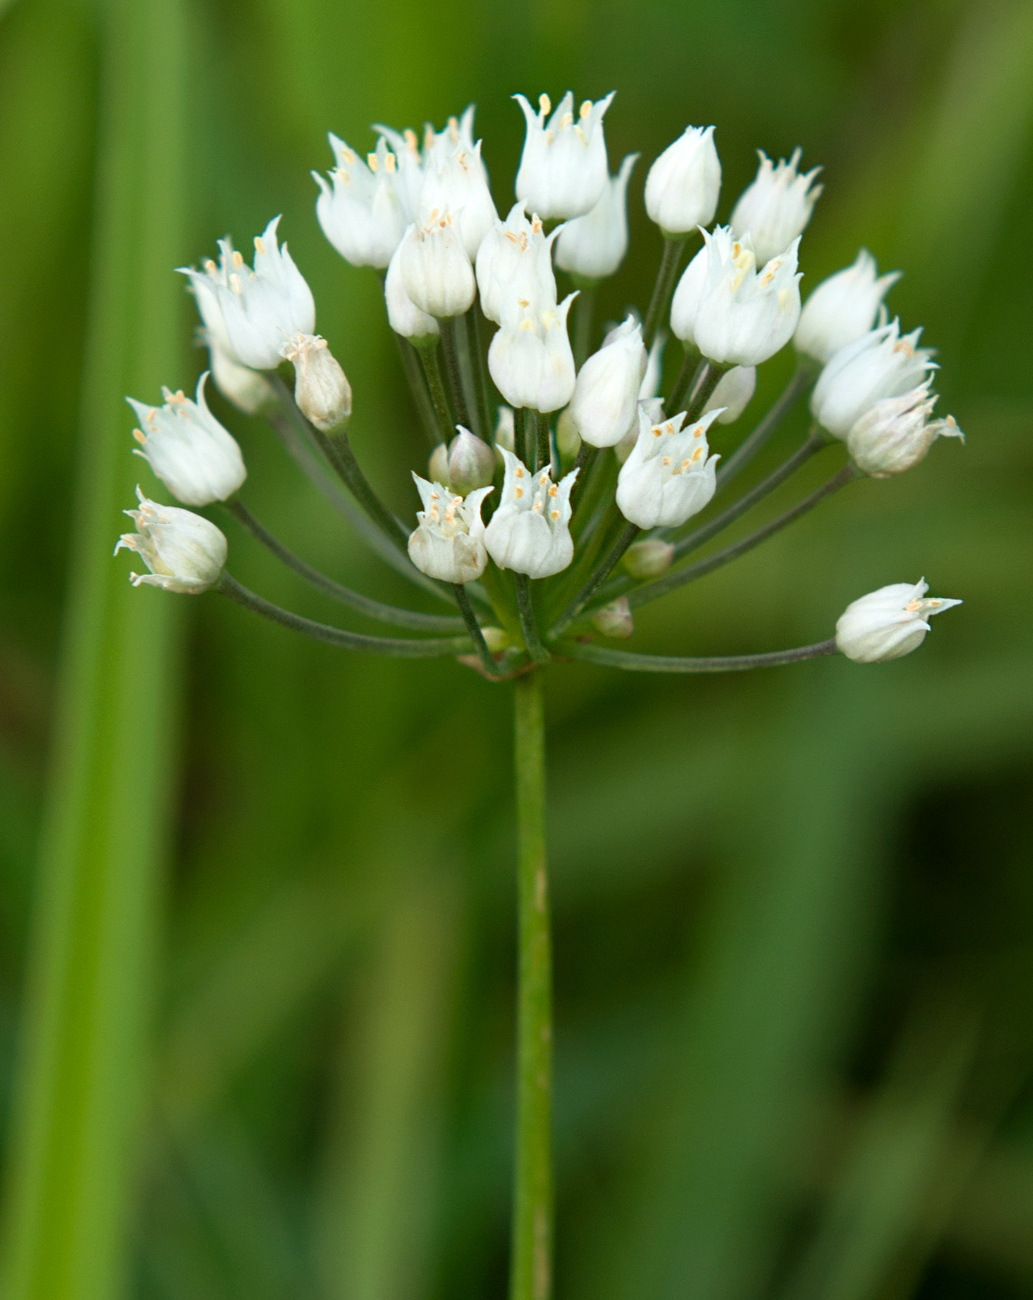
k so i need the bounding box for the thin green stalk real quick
[510,670,553,1300]
[225,500,465,633]
[556,638,839,673]
[464,306,492,439]
[573,285,596,368]
[417,343,455,445]
[716,363,814,492]
[453,583,503,678]
[515,575,549,664]
[395,335,443,448]
[668,349,703,413]
[549,520,639,639]
[439,317,470,430]
[516,408,531,466]
[534,411,551,474]
[642,235,687,349]
[0,0,186,1297]
[567,444,597,512]
[683,360,728,425]
[218,575,472,658]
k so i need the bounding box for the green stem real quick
[534,410,551,474]
[715,363,814,492]
[642,235,687,349]
[515,575,549,664]
[439,316,471,430]
[516,408,532,466]
[466,306,493,439]
[567,443,597,512]
[453,583,503,678]
[556,638,839,673]
[417,343,455,445]
[549,520,639,639]
[396,335,445,447]
[510,670,553,1300]
[682,360,728,425]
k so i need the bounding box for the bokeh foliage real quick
[1,0,1032,1298]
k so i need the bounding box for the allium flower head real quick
[313,134,410,270]
[616,403,722,529]
[407,473,493,584]
[514,90,615,220]
[836,579,961,663]
[847,381,963,478]
[127,373,246,507]
[730,148,822,265]
[485,448,579,578]
[794,249,901,364]
[693,227,803,367]
[554,153,639,281]
[811,319,937,439]
[114,488,227,593]
[644,125,721,235]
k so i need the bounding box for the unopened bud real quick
[448,427,496,495]
[481,626,509,653]
[282,333,352,431]
[592,597,634,638]
[556,405,581,461]
[623,538,674,578]
[428,442,449,483]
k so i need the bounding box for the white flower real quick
[703,365,756,424]
[644,125,721,235]
[794,250,901,364]
[385,239,439,342]
[810,319,937,439]
[836,579,961,663]
[313,135,409,270]
[419,135,497,261]
[180,218,316,371]
[693,227,802,367]
[513,90,615,220]
[554,153,638,280]
[445,426,496,495]
[729,148,822,265]
[127,373,246,507]
[484,448,578,578]
[280,333,352,431]
[114,487,227,593]
[847,381,963,477]
[407,474,492,584]
[568,316,647,447]
[398,212,477,319]
[488,292,578,413]
[373,122,426,216]
[476,202,559,326]
[616,405,722,529]
[669,243,707,345]
[185,257,275,414]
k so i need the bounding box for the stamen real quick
[254,236,266,255]
[367,152,379,171]
[580,100,592,118]
[539,92,551,116]
[384,151,396,173]
[514,487,524,499]
[232,251,244,269]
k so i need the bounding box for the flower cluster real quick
[114,87,964,677]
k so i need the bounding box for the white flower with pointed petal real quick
[568,316,647,447]
[513,90,615,220]
[669,242,708,345]
[184,244,275,413]
[810,319,937,438]
[616,405,722,529]
[847,381,963,477]
[644,125,721,235]
[730,148,822,265]
[398,211,477,319]
[795,250,901,364]
[693,227,802,367]
[372,122,426,216]
[836,579,961,663]
[419,135,497,261]
[555,153,639,280]
[385,239,440,342]
[476,202,560,325]
[180,218,316,371]
[407,474,493,584]
[114,488,227,593]
[485,448,579,578]
[128,373,246,507]
[313,134,410,270]
[703,365,756,424]
[488,292,578,413]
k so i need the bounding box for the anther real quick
[539,92,551,116]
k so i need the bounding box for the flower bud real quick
[670,244,706,345]
[476,202,559,326]
[703,365,756,425]
[399,213,476,319]
[644,125,721,234]
[622,537,674,578]
[616,405,721,530]
[481,626,509,653]
[554,153,638,281]
[487,293,578,413]
[794,250,901,364]
[846,382,963,478]
[568,316,647,448]
[810,320,936,439]
[484,448,579,579]
[407,474,493,584]
[127,373,247,507]
[207,344,275,416]
[179,217,316,371]
[385,240,439,343]
[592,597,634,639]
[447,427,496,495]
[693,228,802,367]
[313,135,410,270]
[514,90,616,220]
[281,333,352,432]
[729,148,822,265]
[114,487,227,594]
[495,405,516,453]
[428,442,449,482]
[835,579,961,663]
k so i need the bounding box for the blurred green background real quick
[1,0,1032,1297]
